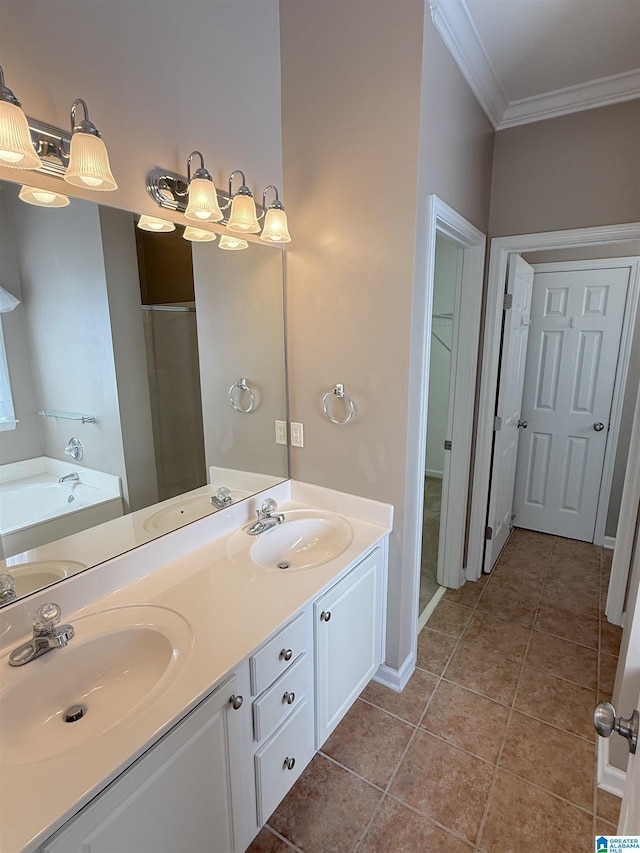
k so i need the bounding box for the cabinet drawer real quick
[253,653,310,743]
[250,612,307,696]
[254,699,313,825]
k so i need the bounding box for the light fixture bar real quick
[26,117,71,177]
[146,167,265,225]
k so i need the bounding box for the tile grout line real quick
[473,533,557,851]
[351,583,491,852]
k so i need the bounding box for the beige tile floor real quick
[247,529,623,853]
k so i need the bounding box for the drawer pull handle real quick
[283,691,296,705]
[280,648,293,661]
[283,756,296,771]
[229,694,243,710]
[320,611,332,622]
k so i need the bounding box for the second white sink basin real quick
[0,605,192,767]
[8,560,85,598]
[249,510,353,571]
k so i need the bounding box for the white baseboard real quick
[597,735,625,799]
[373,652,415,693]
[425,469,443,480]
[603,536,617,551]
[418,585,447,633]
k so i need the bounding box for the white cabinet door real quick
[43,674,247,853]
[315,548,383,748]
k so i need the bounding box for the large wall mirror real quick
[0,179,288,606]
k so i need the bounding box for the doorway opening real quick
[405,196,486,639]
[469,223,640,595]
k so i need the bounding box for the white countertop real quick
[0,481,392,853]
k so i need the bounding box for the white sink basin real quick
[0,605,192,766]
[249,510,353,571]
[142,491,242,535]
[8,560,85,598]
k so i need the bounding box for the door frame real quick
[528,257,640,547]
[405,195,485,641]
[468,222,640,580]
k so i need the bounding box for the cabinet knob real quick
[283,757,296,771]
[280,648,293,661]
[320,611,332,622]
[229,694,243,710]
[283,691,296,705]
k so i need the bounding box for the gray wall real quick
[280,2,495,672]
[7,191,127,483]
[192,243,287,478]
[0,185,43,464]
[0,0,283,221]
[490,101,640,237]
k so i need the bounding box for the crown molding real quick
[498,68,640,129]
[429,0,506,129]
[430,0,640,130]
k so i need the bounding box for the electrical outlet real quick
[290,422,304,447]
[275,420,287,445]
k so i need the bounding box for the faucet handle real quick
[261,498,278,516]
[34,602,62,633]
[0,574,15,594]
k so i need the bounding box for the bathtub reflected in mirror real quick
[0,180,288,605]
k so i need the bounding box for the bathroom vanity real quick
[0,481,392,853]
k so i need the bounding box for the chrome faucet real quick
[247,498,285,535]
[8,603,75,666]
[58,471,79,484]
[0,573,16,606]
[210,486,233,509]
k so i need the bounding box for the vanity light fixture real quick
[18,185,70,208]
[0,65,42,170]
[184,151,223,222]
[218,235,249,251]
[226,170,260,233]
[137,214,176,232]
[63,99,117,191]
[259,185,291,244]
[183,226,217,242]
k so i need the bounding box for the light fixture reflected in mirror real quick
[260,185,291,243]
[137,214,176,232]
[63,99,117,191]
[219,235,248,251]
[226,170,260,233]
[184,151,223,222]
[183,226,217,242]
[19,185,70,208]
[0,65,42,170]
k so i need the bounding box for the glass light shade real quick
[219,235,249,251]
[137,215,175,232]
[19,185,70,208]
[185,177,223,222]
[0,285,20,313]
[260,207,291,243]
[183,226,217,242]
[227,193,260,233]
[64,132,117,191]
[0,100,41,169]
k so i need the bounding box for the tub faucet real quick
[59,472,79,484]
[8,603,74,667]
[247,498,285,536]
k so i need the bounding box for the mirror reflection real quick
[0,180,288,605]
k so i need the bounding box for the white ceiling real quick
[431,0,640,129]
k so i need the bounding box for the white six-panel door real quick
[485,254,534,570]
[512,267,630,541]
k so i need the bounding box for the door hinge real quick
[503,293,513,310]
[493,416,502,431]
[485,526,493,540]
[444,440,452,451]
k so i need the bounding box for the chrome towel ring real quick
[229,378,256,413]
[322,384,355,425]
